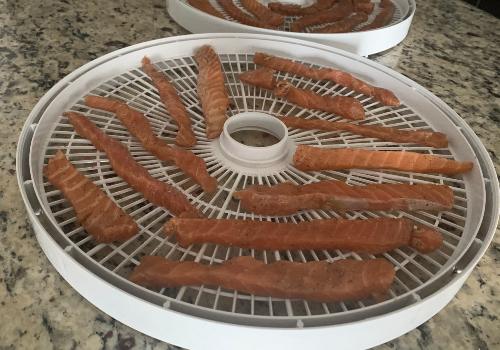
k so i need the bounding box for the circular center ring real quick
[218,112,290,168]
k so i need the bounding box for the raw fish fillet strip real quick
[275,80,365,120]
[66,112,200,217]
[280,115,448,148]
[234,180,454,215]
[194,45,230,139]
[165,217,443,253]
[44,150,138,242]
[240,68,365,120]
[240,0,284,26]
[313,13,368,33]
[293,145,473,175]
[268,0,337,16]
[290,0,354,32]
[217,0,273,28]
[130,255,395,302]
[142,56,197,148]
[188,0,225,19]
[254,52,399,106]
[85,96,217,193]
[359,0,395,31]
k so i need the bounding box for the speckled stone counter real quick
[0,0,498,349]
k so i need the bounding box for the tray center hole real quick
[218,112,290,167]
[230,128,281,147]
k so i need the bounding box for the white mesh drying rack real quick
[16,34,498,350]
[167,0,416,55]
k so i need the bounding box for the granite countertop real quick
[0,0,498,349]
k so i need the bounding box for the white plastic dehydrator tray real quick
[16,34,498,350]
[167,0,416,56]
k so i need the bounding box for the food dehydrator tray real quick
[167,0,416,55]
[16,34,498,350]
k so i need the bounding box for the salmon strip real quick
[217,0,273,28]
[239,67,276,90]
[354,2,375,14]
[234,180,454,215]
[142,57,196,148]
[187,0,225,19]
[268,0,337,16]
[313,12,368,33]
[275,80,365,120]
[293,145,474,174]
[290,0,353,32]
[239,67,364,120]
[85,96,217,193]
[280,116,448,147]
[44,151,139,243]
[194,45,230,139]
[66,112,200,217]
[240,0,284,26]
[130,255,395,302]
[166,217,443,254]
[254,52,399,106]
[353,0,375,14]
[359,0,395,31]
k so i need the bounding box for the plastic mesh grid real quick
[41,52,470,318]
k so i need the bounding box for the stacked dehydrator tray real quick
[167,0,416,56]
[16,3,498,350]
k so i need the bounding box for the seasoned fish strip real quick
[239,69,364,120]
[354,2,374,14]
[165,217,443,253]
[293,145,474,175]
[130,255,395,302]
[240,0,284,26]
[66,112,200,217]
[358,0,395,30]
[187,0,225,19]
[268,0,336,16]
[280,115,448,147]
[275,80,365,120]
[194,45,230,139]
[239,67,276,90]
[254,52,399,106]
[85,96,217,193]
[290,0,353,32]
[234,180,454,215]
[45,150,138,242]
[313,13,368,33]
[353,0,375,14]
[142,56,196,147]
[217,0,273,28]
